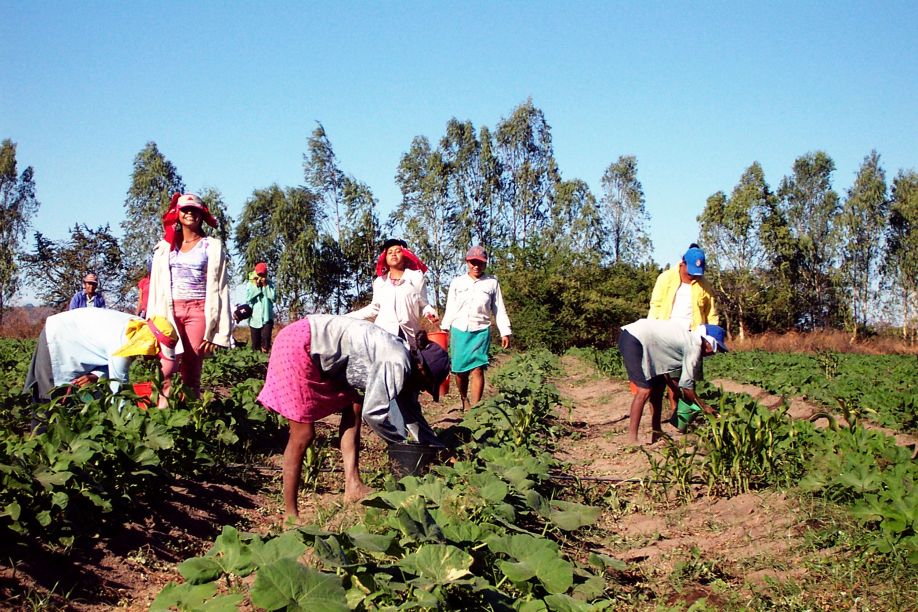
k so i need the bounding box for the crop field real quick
[1,339,916,610]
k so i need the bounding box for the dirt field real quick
[1,353,913,609]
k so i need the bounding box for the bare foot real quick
[343,482,374,503]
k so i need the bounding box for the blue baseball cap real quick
[683,247,706,276]
[700,324,729,353]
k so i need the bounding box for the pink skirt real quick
[257,319,358,423]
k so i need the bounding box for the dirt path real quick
[551,354,808,601]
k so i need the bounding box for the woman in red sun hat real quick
[146,193,233,405]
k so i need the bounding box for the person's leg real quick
[627,386,652,444]
[158,355,180,408]
[455,371,470,410]
[250,325,263,352]
[177,300,207,398]
[649,384,667,443]
[262,321,274,352]
[469,366,485,405]
[340,401,372,502]
[283,419,315,519]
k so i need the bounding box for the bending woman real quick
[257,315,449,520]
[147,193,233,405]
[349,238,438,348]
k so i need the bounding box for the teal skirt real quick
[449,327,491,373]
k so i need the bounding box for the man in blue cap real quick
[618,319,729,445]
[648,244,718,329]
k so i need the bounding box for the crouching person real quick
[618,319,729,445]
[24,309,177,419]
[257,314,450,520]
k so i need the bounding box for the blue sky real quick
[2,1,916,282]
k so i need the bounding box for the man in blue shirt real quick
[68,273,106,309]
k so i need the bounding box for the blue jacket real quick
[68,290,106,310]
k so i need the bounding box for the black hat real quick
[381,238,408,253]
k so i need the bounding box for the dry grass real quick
[0,306,56,339]
[731,329,918,355]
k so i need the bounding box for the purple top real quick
[170,239,208,300]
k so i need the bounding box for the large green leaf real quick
[314,535,351,567]
[209,526,255,576]
[544,592,605,611]
[498,534,573,594]
[398,543,473,585]
[177,557,224,584]
[249,531,307,566]
[250,558,348,611]
[33,468,72,490]
[150,582,218,611]
[547,500,600,531]
[345,525,396,553]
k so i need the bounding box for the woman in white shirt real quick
[440,245,512,410]
[349,239,439,348]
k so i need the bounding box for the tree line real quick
[1,98,916,346]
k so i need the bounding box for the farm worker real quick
[647,244,718,328]
[68,273,106,309]
[348,238,439,349]
[647,244,719,413]
[440,245,512,411]
[23,309,177,401]
[257,314,450,520]
[618,319,728,445]
[147,193,233,406]
[245,262,276,353]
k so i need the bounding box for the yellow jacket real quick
[647,267,719,329]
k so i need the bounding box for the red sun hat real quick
[162,192,218,246]
[176,194,218,228]
[254,262,268,275]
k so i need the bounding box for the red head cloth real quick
[162,192,218,247]
[162,192,182,246]
[375,248,429,277]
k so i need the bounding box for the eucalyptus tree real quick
[776,151,842,329]
[304,122,345,241]
[24,224,126,309]
[885,170,918,340]
[391,135,454,310]
[197,187,235,281]
[235,185,324,319]
[120,142,185,278]
[476,126,503,250]
[235,184,287,278]
[495,99,559,249]
[341,177,381,302]
[440,118,482,253]
[600,155,652,265]
[699,162,774,338]
[549,179,602,261]
[839,151,888,336]
[303,122,378,312]
[0,139,39,321]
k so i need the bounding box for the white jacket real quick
[347,268,437,348]
[146,238,233,352]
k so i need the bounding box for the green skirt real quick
[449,327,491,373]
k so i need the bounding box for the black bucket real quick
[388,442,443,478]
